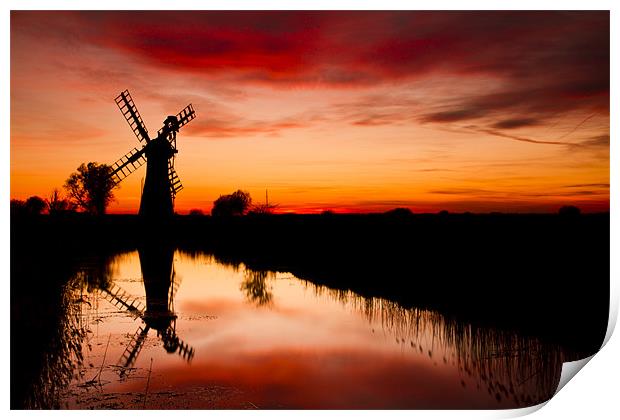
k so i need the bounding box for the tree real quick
[10,199,25,216]
[11,196,46,216]
[211,190,252,217]
[46,189,76,215]
[25,196,47,215]
[64,162,117,215]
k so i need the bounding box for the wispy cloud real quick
[476,128,573,146]
[562,183,609,189]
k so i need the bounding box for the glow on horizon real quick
[10,11,609,214]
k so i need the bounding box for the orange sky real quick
[10,11,609,214]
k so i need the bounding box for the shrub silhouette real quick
[248,203,278,215]
[211,190,252,217]
[11,196,46,216]
[46,189,76,215]
[385,207,413,217]
[10,199,25,216]
[188,209,204,216]
[559,205,581,216]
[25,196,46,215]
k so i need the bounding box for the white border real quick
[3,2,617,419]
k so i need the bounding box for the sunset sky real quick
[10,11,609,213]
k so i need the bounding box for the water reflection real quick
[15,249,571,409]
[308,285,566,407]
[11,253,114,409]
[101,243,195,380]
[241,270,276,306]
[18,277,89,409]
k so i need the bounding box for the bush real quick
[11,196,46,216]
[384,207,413,217]
[559,205,581,217]
[188,209,204,216]
[47,189,76,215]
[211,190,252,217]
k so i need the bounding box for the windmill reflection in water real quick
[99,243,195,380]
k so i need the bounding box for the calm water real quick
[33,249,565,409]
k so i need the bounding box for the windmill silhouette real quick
[108,90,196,218]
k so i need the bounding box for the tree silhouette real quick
[211,190,252,217]
[10,200,25,216]
[64,162,117,215]
[25,196,47,215]
[11,196,46,216]
[46,189,76,215]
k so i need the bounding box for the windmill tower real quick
[108,90,196,219]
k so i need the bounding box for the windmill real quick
[108,90,196,218]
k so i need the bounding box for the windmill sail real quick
[117,325,150,380]
[100,284,145,319]
[176,336,195,361]
[110,147,147,184]
[168,159,183,198]
[115,90,151,145]
[176,104,196,129]
[157,104,196,140]
[159,325,195,362]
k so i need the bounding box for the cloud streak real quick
[476,129,573,146]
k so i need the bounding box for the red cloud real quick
[15,12,609,87]
[12,11,610,140]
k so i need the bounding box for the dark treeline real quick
[12,212,609,366]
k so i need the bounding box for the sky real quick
[10,11,609,214]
